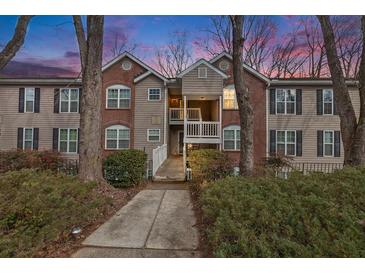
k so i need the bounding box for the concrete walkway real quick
[154,156,185,181]
[72,184,200,258]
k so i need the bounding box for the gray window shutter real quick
[77,128,80,154]
[19,88,25,113]
[78,88,82,113]
[269,130,276,155]
[269,88,276,114]
[34,88,40,113]
[296,130,302,156]
[54,88,60,113]
[317,89,323,115]
[296,89,302,115]
[317,130,323,157]
[33,128,39,150]
[334,131,341,157]
[17,128,23,149]
[53,128,59,151]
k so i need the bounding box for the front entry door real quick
[178,131,184,155]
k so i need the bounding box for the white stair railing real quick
[152,144,167,176]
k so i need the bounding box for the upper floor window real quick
[60,88,79,113]
[276,89,296,114]
[223,85,238,110]
[323,89,333,115]
[148,88,161,101]
[276,130,296,156]
[25,88,35,112]
[105,125,130,149]
[198,67,207,78]
[106,85,131,109]
[147,129,160,142]
[59,128,78,153]
[223,125,240,151]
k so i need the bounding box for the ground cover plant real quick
[0,169,110,257]
[201,167,365,257]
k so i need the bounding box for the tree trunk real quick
[0,16,33,69]
[230,15,254,176]
[317,16,361,165]
[73,16,104,182]
[349,16,365,165]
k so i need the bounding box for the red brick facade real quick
[101,56,147,157]
[212,57,268,166]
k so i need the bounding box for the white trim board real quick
[176,59,228,79]
[102,51,168,83]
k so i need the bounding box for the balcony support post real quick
[183,96,187,174]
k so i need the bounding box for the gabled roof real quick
[209,52,270,83]
[102,51,168,83]
[176,59,228,79]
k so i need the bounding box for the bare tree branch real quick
[154,30,193,78]
[72,15,87,71]
[0,16,33,70]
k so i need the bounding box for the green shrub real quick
[0,150,63,173]
[188,149,233,182]
[0,169,109,257]
[201,167,365,257]
[103,149,147,187]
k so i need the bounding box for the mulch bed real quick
[36,181,149,258]
[188,181,213,258]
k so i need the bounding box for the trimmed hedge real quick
[0,150,63,173]
[188,149,233,182]
[0,169,109,257]
[201,168,365,257]
[103,149,147,187]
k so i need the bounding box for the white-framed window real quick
[223,125,240,151]
[198,67,207,78]
[60,88,79,113]
[223,85,238,110]
[276,130,296,156]
[59,128,78,153]
[276,89,296,114]
[23,128,33,150]
[323,89,333,115]
[147,129,160,142]
[323,130,334,156]
[106,85,131,109]
[25,87,35,112]
[105,125,130,150]
[148,88,161,101]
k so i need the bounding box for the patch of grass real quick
[201,167,365,257]
[0,169,111,257]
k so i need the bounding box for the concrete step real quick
[153,175,185,182]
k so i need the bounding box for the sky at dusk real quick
[0,15,309,77]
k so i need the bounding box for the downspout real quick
[164,82,167,145]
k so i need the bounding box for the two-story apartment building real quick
[0,51,360,178]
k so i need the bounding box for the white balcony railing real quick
[186,121,220,138]
[169,108,201,122]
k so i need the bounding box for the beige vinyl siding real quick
[0,85,80,159]
[134,75,165,160]
[182,64,223,96]
[268,86,360,163]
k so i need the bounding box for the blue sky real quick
[0,15,296,76]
